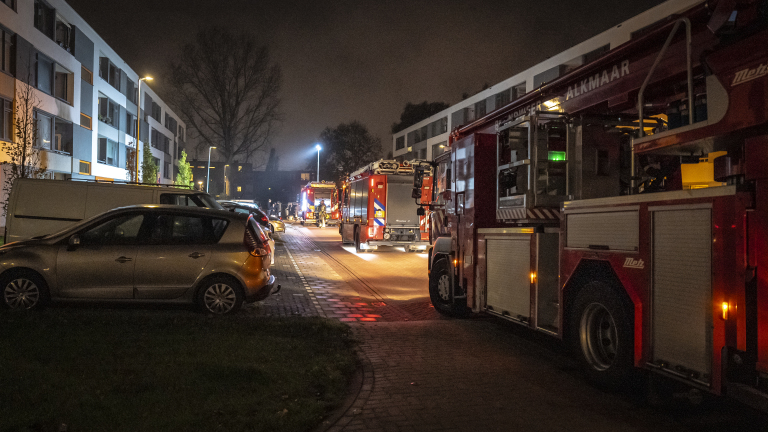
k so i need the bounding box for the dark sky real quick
[65,0,665,170]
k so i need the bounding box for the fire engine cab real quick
[416,0,768,409]
[340,159,432,252]
[300,181,339,226]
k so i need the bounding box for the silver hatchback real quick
[0,205,279,314]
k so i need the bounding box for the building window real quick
[395,136,405,151]
[1,29,13,75]
[54,64,73,104]
[35,111,53,149]
[55,14,73,52]
[1,98,11,141]
[36,54,53,95]
[237,186,242,192]
[80,113,92,130]
[125,78,136,104]
[151,102,161,122]
[475,101,486,119]
[238,165,242,171]
[126,112,136,137]
[81,65,92,85]
[98,95,119,128]
[2,0,16,10]
[301,172,310,181]
[78,161,90,175]
[98,137,118,166]
[34,0,55,39]
[178,125,184,141]
[163,161,170,179]
[98,57,121,90]
[53,118,72,154]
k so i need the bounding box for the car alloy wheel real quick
[203,282,238,314]
[3,277,41,310]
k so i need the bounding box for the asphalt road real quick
[279,224,767,431]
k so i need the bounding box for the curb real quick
[312,336,374,432]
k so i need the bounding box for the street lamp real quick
[206,146,217,193]
[135,76,153,182]
[315,143,322,182]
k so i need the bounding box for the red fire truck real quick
[340,159,432,252]
[417,0,768,408]
[300,181,339,226]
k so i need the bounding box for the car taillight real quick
[244,227,270,257]
[261,216,268,223]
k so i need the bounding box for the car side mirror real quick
[68,234,81,251]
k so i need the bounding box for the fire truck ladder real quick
[633,17,694,191]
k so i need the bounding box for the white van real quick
[5,179,222,243]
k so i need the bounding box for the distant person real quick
[318,199,327,228]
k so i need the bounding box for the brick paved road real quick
[248,224,767,432]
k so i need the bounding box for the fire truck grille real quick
[389,228,417,242]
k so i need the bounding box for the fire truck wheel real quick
[571,282,635,390]
[429,258,465,316]
[354,228,363,253]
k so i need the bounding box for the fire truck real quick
[340,159,432,252]
[415,0,768,409]
[300,181,339,226]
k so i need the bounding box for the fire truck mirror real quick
[417,207,425,216]
[413,169,425,188]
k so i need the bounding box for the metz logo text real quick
[732,63,768,86]
[623,258,645,269]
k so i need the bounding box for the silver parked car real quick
[0,205,279,315]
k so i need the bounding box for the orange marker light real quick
[453,259,458,267]
[722,302,730,320]
[530,272,537,284]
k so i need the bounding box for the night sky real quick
[65,0,665,170]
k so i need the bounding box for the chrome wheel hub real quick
[437,274,451,302]
[580,302,618,371]
[204,283,236,314]
[4,278,40,309]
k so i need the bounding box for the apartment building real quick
[391,0,702,162]
[0,0,185,191]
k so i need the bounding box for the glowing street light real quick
[135,76,153,182]
[206,146,217,193]
[315,143,322,182]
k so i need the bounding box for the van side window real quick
[160,194,198,206]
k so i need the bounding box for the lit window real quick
[238,166,242,171]
[237,186,242,192]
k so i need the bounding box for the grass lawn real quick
[0,308,358,432]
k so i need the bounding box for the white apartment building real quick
[0,0,185,189]
[392,0,703,162]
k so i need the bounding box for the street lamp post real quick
[206,146,217,193]
[315,144,322,182]
[135,76,153,182]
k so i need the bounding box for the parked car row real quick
[1,180,280,314]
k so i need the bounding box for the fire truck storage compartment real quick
[486,235,531,321]
[651,206,712,383]
[565,208,639,251]
[386,175,419,226]
[535,233,560,332]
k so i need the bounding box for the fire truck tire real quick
[354,227,363,253]
[570,282,635,390]
[429,258,466,316]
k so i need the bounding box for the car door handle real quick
[115,256,133,263]
[188,252,205,259]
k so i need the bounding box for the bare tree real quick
[169,27,282,165]
[313,121,382,183]
[1,79,47,216]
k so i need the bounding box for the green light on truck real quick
[548,151,566,161]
